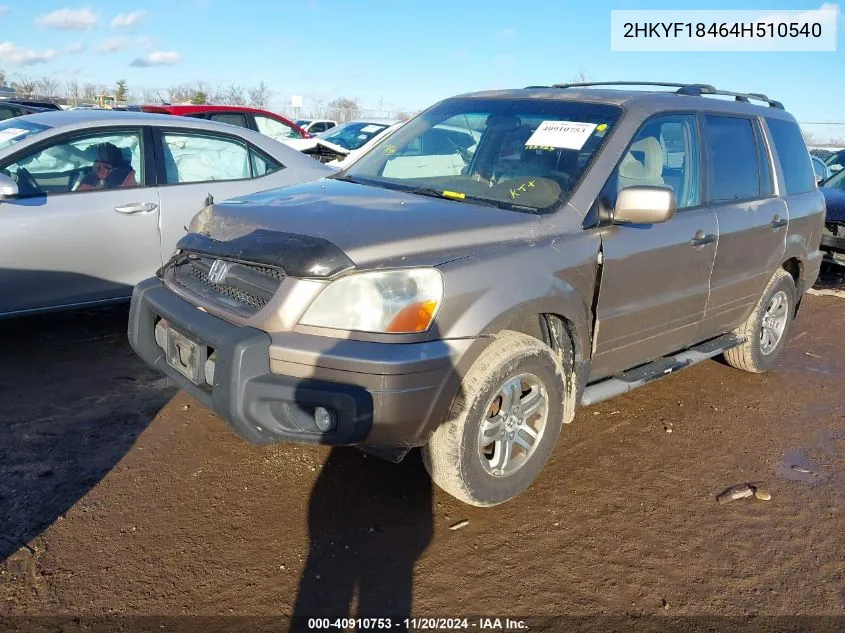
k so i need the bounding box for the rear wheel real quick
[422,330,568,507]
[723,268,795,373]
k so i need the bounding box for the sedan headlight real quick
[298,268,443,333]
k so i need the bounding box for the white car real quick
[294,119,337,135]
[286,119,401,164]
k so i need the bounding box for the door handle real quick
[690,230,716,247]
[770,215,788,229]
[114,202,158,215]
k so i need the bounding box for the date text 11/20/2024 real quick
[307,618,528,631]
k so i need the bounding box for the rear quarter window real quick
[766,118,816,195]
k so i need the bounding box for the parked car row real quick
[0,110,333,317]
[0,82,833,508]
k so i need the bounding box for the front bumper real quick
[128,278,468,447]
[821,226,845,256]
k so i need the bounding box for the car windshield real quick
[318,121,392,150]
[342,97,622,213]
[824,167,845,190]
[0,119,50,153]
[825,150,845,167]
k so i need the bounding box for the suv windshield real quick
[343,97,622,213]
[318,121,392,150]
[0,119,50,153]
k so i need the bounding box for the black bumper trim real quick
[128,278,373,445]
[821,232,845,255]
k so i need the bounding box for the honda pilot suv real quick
[129,82,825,507]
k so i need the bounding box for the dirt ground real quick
[1,267,844,628]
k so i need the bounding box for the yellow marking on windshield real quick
[597,123,608,131]
[509,181,535,200]
[442,190,466,200]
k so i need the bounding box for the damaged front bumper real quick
[821,222,845,257]
[128,278,469,452]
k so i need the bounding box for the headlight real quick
[298,268,443,333]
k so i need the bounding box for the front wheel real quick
[723,268,796,373]
[422,330,568,507]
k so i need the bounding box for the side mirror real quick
[613,185,676,225]
[0,173,19,200]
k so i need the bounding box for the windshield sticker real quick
[382,144,397,155]
[596,123,608,132]
[0,128,29,142]
[509,179,536,200]
[525,121,598,150]
[361,124,383,133]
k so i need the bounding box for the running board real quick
[580,333,743,407]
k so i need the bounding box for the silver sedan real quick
[0,110,333,317]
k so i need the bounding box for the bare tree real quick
[82,82,98,100]
[12,73,38,96]
[328,96,360,123]
[248,81,271,108]
[65,79,80,104]
[0,68,6,86]
[223,83,246,105]
[36,76,61,99]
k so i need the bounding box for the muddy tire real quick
[422,330,568,507]
[723,268,796,374]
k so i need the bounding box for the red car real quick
[140,104,310,141]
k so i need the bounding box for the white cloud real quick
[36,7,98,30]
[65,42,86,54]
[111,10,146,28]
[0,6,10,17]
[129,51,180,67]
[0,41,57,66]
[97,37,130,53]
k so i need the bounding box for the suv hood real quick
[193,179,540,270]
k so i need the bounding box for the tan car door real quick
[697,114,786,338]
[590,113,718,380]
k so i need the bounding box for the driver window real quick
[3,130,143,196]
[610,114,701,210]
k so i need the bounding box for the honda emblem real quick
[207,259,230,284]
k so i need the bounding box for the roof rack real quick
[528,81,784,109]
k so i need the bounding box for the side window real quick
[208,113,249,128]
[255,115,301,140]
[766,118,817,194]
[3,130,143,196]
[0,106,22,121]
[250,148,282,177]
[161,133,251,184]
[309,122,327,134]
[704,115,761,203]
[613,114,701,209]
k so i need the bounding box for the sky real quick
[0,0,843,139]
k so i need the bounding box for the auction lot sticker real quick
[525,121,598,150]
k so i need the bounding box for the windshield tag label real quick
[361,124,383,133]
[525,121,597,150]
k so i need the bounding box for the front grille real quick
[167,255,284,316]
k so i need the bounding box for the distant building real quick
[0,85,15,98]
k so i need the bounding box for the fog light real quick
[205,353,216,386]
[154,320,168,350]
[314,406,336,432]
